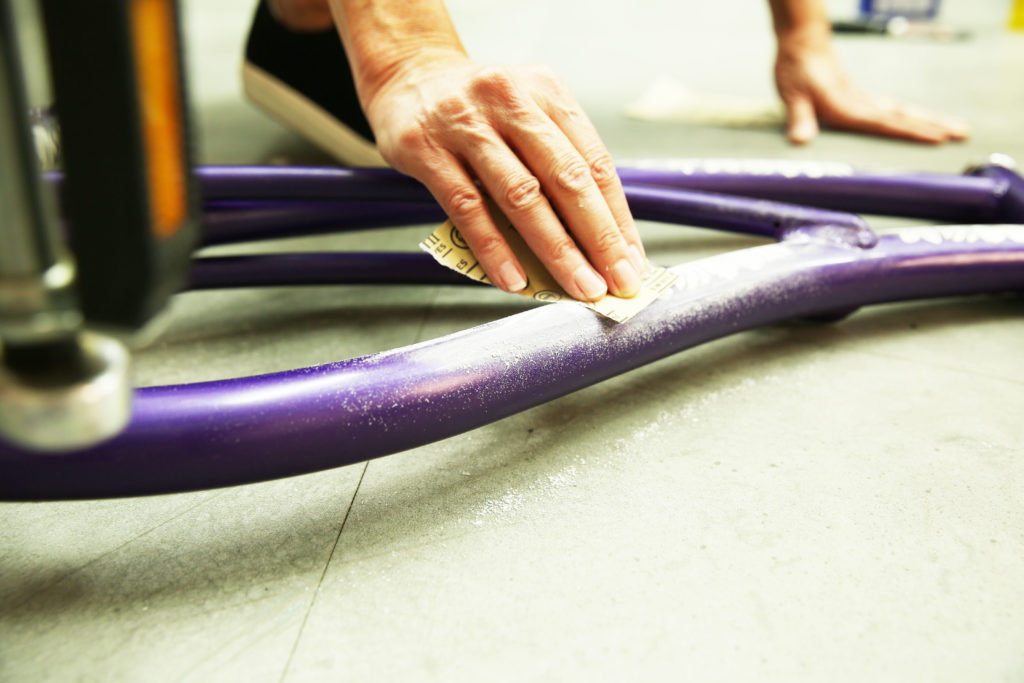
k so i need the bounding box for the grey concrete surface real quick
[2,0,1022,681]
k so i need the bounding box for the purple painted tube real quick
[198,185,873,247]
[197,165,431,203]
[623,185,875,245]
[617,166,1006,223]
[49,164,1015,224]
[2,225,1022,499]
[190,252,480,289]
[9,162,1021,500]
[189,183,878,289]
[201,201,444,245]
[194,164,1014,224]
[47,164,1016,233]
[967,162,1024,223]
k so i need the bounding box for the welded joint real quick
[964,157,1024,224]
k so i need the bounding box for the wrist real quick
[329,0,468,106]
[359,43,469,106]
[769,0,833,53]
[775,20,832,57]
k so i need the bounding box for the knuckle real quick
[471,232,508,260]
[432,97,490,140]
[553,155,592,193]
[554,100,584,121]
[445,187,483,219]
[470,65,517,99]
[503,175,543,210]
[433,95,476,125]
[526,63,560,87]
[504,102,537,128]
[396,124,427,151]
[589,226,623,257]
[546,236,580,266]
[588,154,618,186]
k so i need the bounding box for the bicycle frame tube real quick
[617,159,1016,223]
[45,163,1020,243]
[199,185,874,251]
[2,164,1022,500]
[193,162,1021,225]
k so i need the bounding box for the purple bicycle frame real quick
[2,161,1022,500]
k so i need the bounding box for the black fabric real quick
[245,1,375,142]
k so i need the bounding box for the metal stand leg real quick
[0,0,130,451]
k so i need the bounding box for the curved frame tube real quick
[3,164,1023,500]
[194,162,1022,223]
[199,184,873,246]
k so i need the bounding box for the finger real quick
[818,92,959,144]
[496,103,644,298]
[457,136,612,301]
[827,104,949,144]
[458,67,642,299]
[406,150,529,293]
[942,117,971,140]
[529,73,646,262]
[783,93,819,145]
[895,102,971,140]
[545,105,646,264]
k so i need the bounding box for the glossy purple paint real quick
[201,200,444,245]
[617,166,1008,223]
[193,163,1015,223]
[3,164,1022,499]
[190,252,478,289]
[193,163,1016,248]
[199,183,871,246]
[967,163,1024,223]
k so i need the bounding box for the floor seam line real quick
[278,287,435,680]
[279,461,369,682]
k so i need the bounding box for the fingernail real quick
[573,264,607,301]
[790,121,816,145]
[950,120,971,138]
[498,260,527,292]
[610,258,642,298]
[628,244,646,274]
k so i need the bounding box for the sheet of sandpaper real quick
[419,201,678,323]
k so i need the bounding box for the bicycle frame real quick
[2,160,1022,500]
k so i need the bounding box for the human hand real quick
[363,52,646,301]
[774,37,970,145]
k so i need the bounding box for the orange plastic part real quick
[130,0,187,238]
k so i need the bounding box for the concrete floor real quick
[2,1,1023,681]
